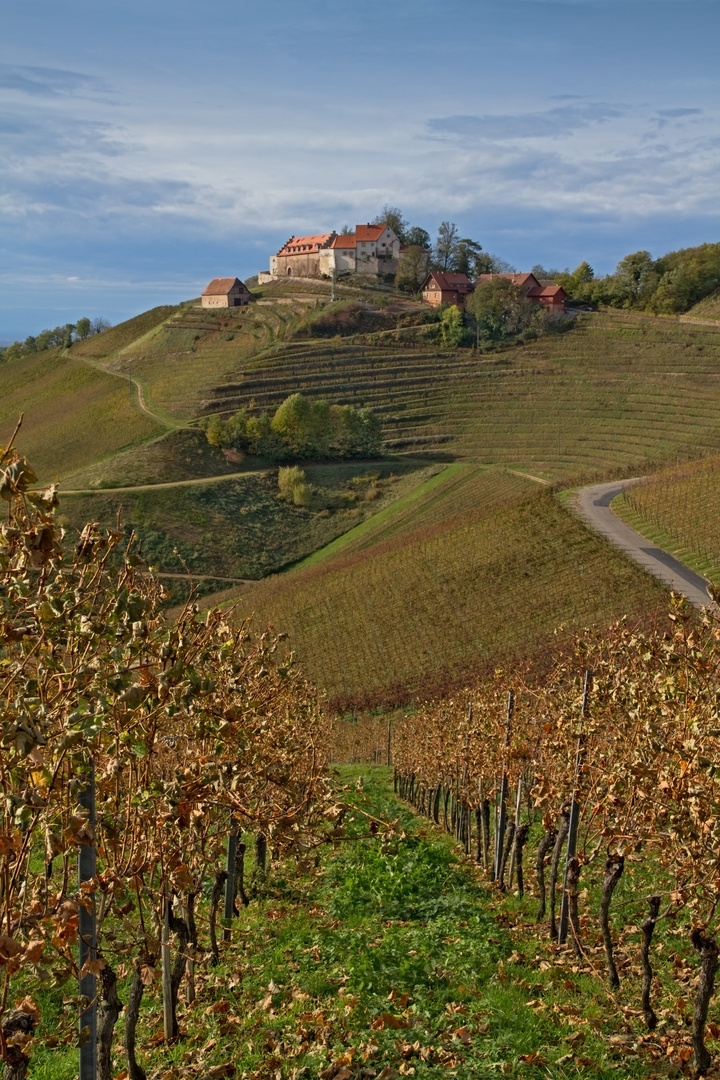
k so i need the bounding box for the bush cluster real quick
[202,393,383,461]
[293,301,389,339]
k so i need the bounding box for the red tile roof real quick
[202,277,244,295]
[355,223,387,242]
[276,234,335,257]
[422,271,474,293]
[475,273,541,289]
[331,234,357,248]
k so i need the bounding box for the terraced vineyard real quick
[201,311,720,479]
[617,452,720,585]
[236,466,667,707]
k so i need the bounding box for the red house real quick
[421,271,474,308]
[475,273,567,312]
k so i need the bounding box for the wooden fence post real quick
[78,761,97,1080]
[558,670,592,945]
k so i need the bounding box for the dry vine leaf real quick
[371,1013,411,1031]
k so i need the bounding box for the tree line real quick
[0,316,112,361]
[201,392,383,461]
[535,240,720,314]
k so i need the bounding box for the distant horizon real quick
[3,0,719,340]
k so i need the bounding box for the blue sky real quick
[2,0,719,339]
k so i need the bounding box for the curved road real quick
[575,479,718,612]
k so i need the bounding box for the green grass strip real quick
[291,463,470,572]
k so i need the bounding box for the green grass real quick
[61,428,244,489]
[58,459,435,598]
[0,346,163,480]
[70,304,181,358]
[233,469,667,707]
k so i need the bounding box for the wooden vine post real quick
[162,895,173,1042]
[558,669,592,946]
[223,828,239,942]
[507,775,524,889]
[494,691,514,881]
[78,762,97,1080]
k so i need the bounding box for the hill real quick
[8,281,720,707]
[233,465,667,708]
[0,344,163,479]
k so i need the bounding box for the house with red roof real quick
[269,223,401,279]
[420,271,474,308]
[201,277,253,308]
[475,273,567,312]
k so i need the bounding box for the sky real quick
[1,0,719,340]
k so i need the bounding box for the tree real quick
[453,238,485,277]
[466,277,542,343]
[440,305,465,347]
[615,250,659,307]
[404,226,431,250]
[395,244,430,293]
[373,205,409,244]
[434,221,460,271]
[75,317,92,339]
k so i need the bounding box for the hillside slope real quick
[685,288,720,321]
[235,467,667,707]
[0,345,163,478]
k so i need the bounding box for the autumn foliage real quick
[0,431,334,1076]
[390,602,720,1072]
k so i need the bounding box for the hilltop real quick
[5,278,720,703]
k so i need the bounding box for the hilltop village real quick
[201,219,567,313]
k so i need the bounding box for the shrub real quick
[278,465,308,502]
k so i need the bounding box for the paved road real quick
[575,479,717,612]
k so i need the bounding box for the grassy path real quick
[31,767,699,1078]
[127,767,683,1078]
[61,466,266,496]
